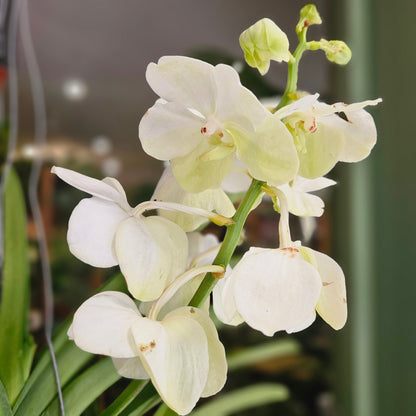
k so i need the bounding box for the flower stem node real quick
[239,18,290,75]
[296,4,322,34]
[309,39,352,65]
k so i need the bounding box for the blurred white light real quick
[21,144,37,159]
[62,78,88,100]
[102,157,121,176]
[91,135,112,156]
[232,61,244,73]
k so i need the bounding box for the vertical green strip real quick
[336,1,376,416]
[0,169,35,404]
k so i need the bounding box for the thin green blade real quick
[0,169,34,404]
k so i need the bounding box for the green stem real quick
[274,28,308,111]
[189,179,264,308]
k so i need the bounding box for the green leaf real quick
[0,379,12,416]
[44,358,120,416]
[191,383,289,416]
[100,380,147,416]
[13,343,91,416]
[118,383,161,416]
[226,338,300,371]
[0,169,34,404]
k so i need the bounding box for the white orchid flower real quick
[213,187,347,335]
[68,266,227,415]
[270,175,336,217]
[139,56,299,192]
[52,167,232,301]
[275,94,382,178]
[152,165,235,232]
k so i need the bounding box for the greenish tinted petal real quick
[171,140,235,193]
[309,39,352,65]
[239,18,290,75]
[230,115,299,186]
[165,307,227,398]
[131,315,209,415]
[296,4,322,33]
[297,117,345,178]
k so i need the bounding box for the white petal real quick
[274,94,320,119]
[68,197,129,267]
[213,269,243,326]
[338,109,377,162]
[304,248,347,330]
[221,158,252,193]
[139,100,204,161]
[277,183,326,217]
[293,176,336,193]
[146,56,215,115]
[52,166,129,210]
[187,232,220,266]
[112,357,149,379]
[131,314,209,415]
[286,311,316,333]
[233,248,322,336]
[68,292,140,358]
[165,307,227,398]
[115,216,188,301]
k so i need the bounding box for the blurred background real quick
[0,0,415,415]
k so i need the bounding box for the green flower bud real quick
[296,4,322,34]
[309,39,352,65]
[239,18,290,75]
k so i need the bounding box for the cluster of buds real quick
[56,4,381,414]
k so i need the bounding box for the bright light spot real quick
[62,78,88,100]
[91,135,112,156]
[22,144,37,159]
[232,61,244,73]
[102,157,121,176]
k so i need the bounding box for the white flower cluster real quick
[55,19,381,415]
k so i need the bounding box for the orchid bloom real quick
[68,265,227,415]
[52,167,231,301]
[275,94,382,178]
[213,187,347,336]
[139,56,299,192]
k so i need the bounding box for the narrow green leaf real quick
[0,379,12,416]
[44,358,120,416]
[191,383,289,416]
[227,338,300,371]
[118,383,161,416]
[13,343,91,416]
[154,403,178,416]
[0,169,33,404]
[100,380,147,416]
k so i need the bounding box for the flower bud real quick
[296,4,322,34]
[239,18,290,75]
[309,39,352,65]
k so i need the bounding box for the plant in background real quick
[0,4,381,416]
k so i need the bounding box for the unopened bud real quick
[239,18,290,75]
[309,39,352,65]
[296,4,322,34]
